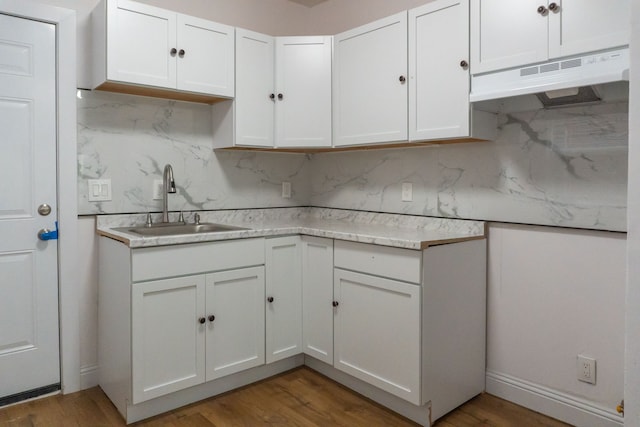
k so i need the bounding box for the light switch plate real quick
[282,182,292,199]
[88,179,112,202]
[152,180,163,200]
[402,182,413,202]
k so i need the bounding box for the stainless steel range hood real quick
[470,47,629,107]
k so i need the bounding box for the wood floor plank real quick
[0,367,571,427]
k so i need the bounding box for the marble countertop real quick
[96,207,486,250]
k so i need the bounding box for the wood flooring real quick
[0,367,571,427]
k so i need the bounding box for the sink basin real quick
[116,222,249,237]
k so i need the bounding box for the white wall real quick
[487,223,625,426]
[625,0,640,424]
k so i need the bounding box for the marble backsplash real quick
[310,101,628,231]
[78,90,628,231]
[77,90,310,215]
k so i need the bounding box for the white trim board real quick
[80,365,99,390]
[486,371,623,427]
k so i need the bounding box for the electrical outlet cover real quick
[577,355,596,385]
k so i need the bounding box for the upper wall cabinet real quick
[213,29,332,149]
[333,12,408,147]
[470,0,630,74]
[409,0,494,142]
[92,0,235,101]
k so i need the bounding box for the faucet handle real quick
[146,212,153,227]
[194,213,201,225]
[178,211,185,223]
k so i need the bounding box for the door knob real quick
[332,301,339,307]
[38,221,58,241]
[399,75,406,83]
[178,49,186,58]
[267,296,274,303]
[170,48,177,56]
[548,2,559,12]
[198,317,206,324]
[208,315,215,322]
[38,204,52,216]
[537,5,548,14]
[460,60,469,69]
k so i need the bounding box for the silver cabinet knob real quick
[548,2,559,12]
[537,5,548,14]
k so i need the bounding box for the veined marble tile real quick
[77,90,310,215]
[310,102,628,232]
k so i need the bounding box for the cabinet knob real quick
[460,60,469,69]
[548,2,559,11]
[332,301,339,307]
[170,48,177,56]
[208,315,215,322]
[537,5,548,14]
[179,49,185,58]
[269,93,275,100]
[277,93,283,100]
[198,317,206,324]
[399,75,406,83]
[267,296,274,303]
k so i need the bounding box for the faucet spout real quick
[162,164,176,223]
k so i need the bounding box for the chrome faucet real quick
[162,164,176,223]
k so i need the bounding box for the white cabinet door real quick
[301,236,334,365]
[333,12,408,146]
[107,0,177,88]
[333,268,421,405]
[275,37,332,148]
[548,0,630,59]
[176,15,234,97]
[409,0,470,141]
[205,267,265,381]
[265,237,302,363]
[131,275,205,404]
[235,29,275,147]
[470,0,548,74]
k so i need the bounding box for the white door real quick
[301,236,334,365]
[333,12,408,146]
[176,14,234,97]
[548,0,630,59]
[235,28,275,147]
[470,0,548,74]
[0,14,59,401]
[131,275,205,404]
[265,237,302,363]
[206,267,265,381]
[108,0,177,89]
[333,268,421,405]
[275,36,332,148]
[409,0,470,141]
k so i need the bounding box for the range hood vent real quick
[470,47,629,104]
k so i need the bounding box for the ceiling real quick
[287,0,329,7]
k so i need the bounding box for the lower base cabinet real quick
[333,268,421,405]
[99,233,485,424]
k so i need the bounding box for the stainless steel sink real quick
[116,222,249,237]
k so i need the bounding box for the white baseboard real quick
[486,371,623,427]
[80,364,99,390]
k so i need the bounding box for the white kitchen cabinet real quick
[206,267,265,380]
[213,29,332,149]
[333,12,408,147]
[265,237,302,363]
[471,0,630,74]
[92,0,234,99]
[98,237,266,420]
[131,275,205,404]
[409,0,494,142]
[301,236,334,365]
[333,268,421,405]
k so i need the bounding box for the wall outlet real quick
[152,179,163,200]
[282,181,292,199]
[402,182,413,202]
[577,355,596,384]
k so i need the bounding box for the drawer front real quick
[334,240,421,284]
[132,238,265,282]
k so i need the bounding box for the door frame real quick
[0,1,79,394]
